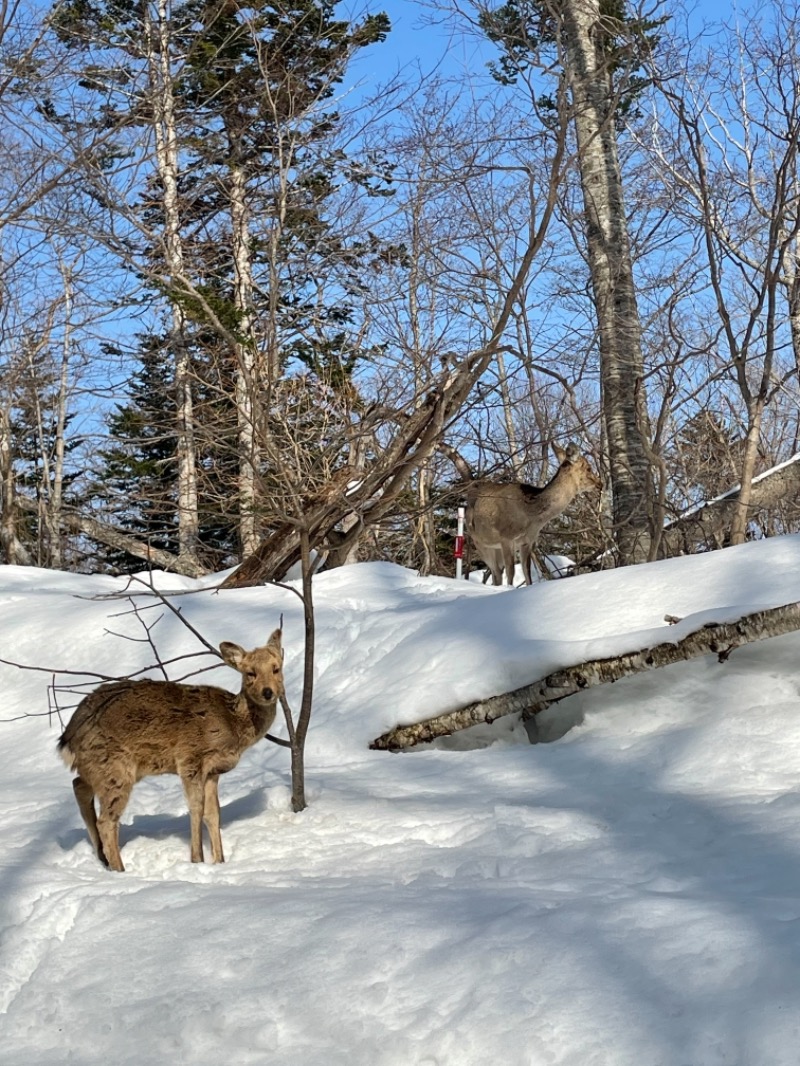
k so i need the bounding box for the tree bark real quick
[230,160,260,558]
[370,598,800,750]
[561,0,653,563]
[47,260,73,569]
[279,527,315,813]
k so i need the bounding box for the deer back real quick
[59,681,242,778]
[58,628,284,783]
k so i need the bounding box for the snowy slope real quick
[2,537,800,1064]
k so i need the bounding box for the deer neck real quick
[234,691,277,743]
[532,467,580,522]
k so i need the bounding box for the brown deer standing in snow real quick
[465,443,601,586]
[58,629,284,872]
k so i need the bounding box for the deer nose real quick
[262,686,274,701]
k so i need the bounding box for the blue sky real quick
[363,0,730,82]
[356,0,495,82]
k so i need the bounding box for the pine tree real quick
[174,0,389,551]
[53,0,390,566]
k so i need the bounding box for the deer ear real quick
[219,642,246,669]
[552,442,567,463]
[266,628,282,651]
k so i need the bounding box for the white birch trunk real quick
[230,162,260,557]
[727,402,765,546]
[145,0,199,567]
[561,0,653,564]
[370,599,800,750]
[46,258,73,569]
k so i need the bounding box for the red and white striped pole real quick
[454,505,466,579]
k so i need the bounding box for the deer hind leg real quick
[72,776,109,868]
[203,775,224,864]
[181,770,207,863]
[95,777,133,873]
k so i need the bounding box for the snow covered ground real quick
[3,537,800,1065]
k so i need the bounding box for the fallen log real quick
[15,495,207,577]
[369,599,800,750]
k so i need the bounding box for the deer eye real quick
[272,666,280,674]
[246,670,257,679]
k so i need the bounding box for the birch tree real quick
[475,0,661,563]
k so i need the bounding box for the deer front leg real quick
[181,770,206,863]
[482,546,503,585]
[203,775,225,863]
[501,542,517,587]
[519,544,534,585]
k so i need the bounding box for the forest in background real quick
[2,0,800,581]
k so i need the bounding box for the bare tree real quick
[648,2,800,545]
[219,74,573,586]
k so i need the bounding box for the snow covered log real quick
[370,599,800,751]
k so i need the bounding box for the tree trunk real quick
[0,405,32,566]
[32,256,74,569]
[728,401,765,546]
[370,598,800,750]
[414,465,438,574]
[230,160,260,558]
[145,0,199,570]
[561,0,653,564]
[47,262,72,569]
[279,528,315,813]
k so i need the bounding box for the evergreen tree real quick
[97,330,241,572]
[96,339,181,570]
[53,0,390,568]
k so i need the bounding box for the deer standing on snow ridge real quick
[58,628,284,873]
[466,443,601,586]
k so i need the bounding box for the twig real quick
[120,575,222,657]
